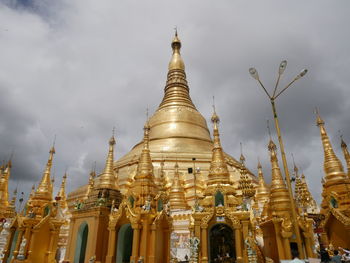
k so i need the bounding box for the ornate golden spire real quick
[34,146,55,201]
[0,160,11,207]
[341,136,350,178]
[57,173,68,209]
[207,109,231,186]
[158,160,167,192]
[85,169,96,199]
[169,162,188,210]
[238,150,255,198]
[158,31,196,110]
[299,173,318,213]
[268,139,290,213]
[135,121,154,180]
[30,184,35,199]
[255,160,270,201]
[98,135,117,189]
[132,121,157,208]
[169,30,185,71]
[316,111,347,183]
[10,187,17,208]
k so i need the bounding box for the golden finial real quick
[34,142,56,201]
[207,107,231,186]
[314,107,325,126]
[137,120,153,178]
[57,172,68,209]
[240,142,246,165]
[267,137,290,213]
[238,153,255,198]
[340,135,350,178]
[169,29,184,70]
[30,184,35,198]
[315,109,347,184]
[131,122,157,209]
[291,153,299,175]
[255,159,270,205]
[169,161,188,210]
[159,30,196,110]
[98,133,117,189]
[10,187,17,207]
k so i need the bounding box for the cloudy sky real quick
[0,0,349,204]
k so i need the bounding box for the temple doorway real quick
[209,224,235,263]
[116,224,133,263]
[74,222,88,263]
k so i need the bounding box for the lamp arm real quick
[274,77,298,99]
[257,79,271,99]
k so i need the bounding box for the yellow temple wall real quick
[326,216,350,248]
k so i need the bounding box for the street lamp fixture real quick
[249,60,308,259]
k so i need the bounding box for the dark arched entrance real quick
[209,224,235,263]
[74,222,88,263]
[116,224,133,263]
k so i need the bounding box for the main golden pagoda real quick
[3,32,349,263]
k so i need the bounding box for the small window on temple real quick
[157,199,163,212]
[128,196,135,208]
[215,191,224,207]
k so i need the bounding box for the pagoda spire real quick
[10,187,17,208]
[85,169,96,199]
[238,146,255,198]
[98,135,117,189]
[268,139,290,214]
[299,173,318,213]
[315,111,347,183]
[158,31,196,110]
[341,136,350,178]
[255,160,269,201]
[207,109,231,186]
[29,184,35,199]
[169,162,188,210]
[57,173,68,209]
[132,120,157,208]
[0,160,11,207]
[34,146,55,201]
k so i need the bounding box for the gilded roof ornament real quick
[207,109,231,186]
[57,173,68,209]
[158,32,196,110]
[255,160,269,199]
[0,160,11,208]
[268,139,290,214]
[34,146,55,201]
[315,110,347,184]
[132,121,157,209]
[98,135,117,189]
[169,30,184,70]
[169,161,188,210]
[340,136,350,178]
[238,145,255,198]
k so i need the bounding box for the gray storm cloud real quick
[0,0,349,204]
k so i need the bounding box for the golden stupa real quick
[68,32,251,207]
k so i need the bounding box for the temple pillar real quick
[46,230,57,262]
[273,219,285,260]
[131,224,140,263]
[26,229,37,260]
[201,227,208,263]
[11,229,23,263]
[303,230,316,258]
[148,224,157,263]
[282,237,292,259]
[106,227,116,263]
[140,218,149,259]
[242,221,249,263]
[234,224,243,263]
